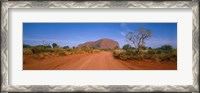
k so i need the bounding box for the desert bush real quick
[170,51,177,62]
[93,49,100,53]
[113,49,126,58]
[80,46,93,53]
[143,52,153,59]
[147,49,156,54]
[44,48,54,52]
[151,55,161,62]
[58,52,66,56]
[156,50,162,54]
[65,48,73,52]
[113,49,144,60]
[31,45,53,54]
[23,48,33,55]
[53,48,66,56]
[149,49,177,62]
[158,53,172,62]
[31,45,46,54]
[113,48,177,62]
[126,49,137,55]
[72,48,81,54]
[101,48,113,51]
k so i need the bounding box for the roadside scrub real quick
[113,48,177,62]
[23,45,101,60]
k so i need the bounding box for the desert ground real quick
[23,51,177,70]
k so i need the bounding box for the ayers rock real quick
[78,38,119,49]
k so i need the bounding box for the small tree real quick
[122,44,134,50]
[126,27,152,53]
[72,46,76,49]
[52,43,59,48]
[63,46,70,49]
[23,44,31,48]
[159,45,173,50]
[148,47,152,49]
[42,41,51,48]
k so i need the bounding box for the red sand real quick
[23,51,177,70]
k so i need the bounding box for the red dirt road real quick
[23,51,177,70]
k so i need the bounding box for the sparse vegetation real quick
[53,48,66,56]
[113,45,177,62]
[23,23,177,70]
[23,43,101,60]
[23,28,176,63]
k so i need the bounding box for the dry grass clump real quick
[53,48,66,56]
[77,46,101,54]
[113,49,126,59]
[31,46,51,54]
[93,49,100,53]
[80,46,93,53]
[23,48,33,55]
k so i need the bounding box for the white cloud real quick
[120,23,126,27]
[120,23,131,31]
[120,32,126,37]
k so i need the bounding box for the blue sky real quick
[23,23,177,48]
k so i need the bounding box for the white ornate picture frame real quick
[1,1,199,92]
